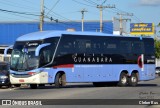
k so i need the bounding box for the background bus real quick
[7,31,155,89]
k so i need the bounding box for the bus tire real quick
[55,73,66,88]
[128,73,138,87]
[30,84,37,89]
[118,72,128,87]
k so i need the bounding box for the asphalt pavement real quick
[0,76,160,108]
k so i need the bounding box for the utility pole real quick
[97,5,115,32]
[40,0,44,31]
[117,13,133,35]
[81,9,87,32]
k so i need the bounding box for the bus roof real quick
[16,30,153,41]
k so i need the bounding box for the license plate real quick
[19,79,24,82]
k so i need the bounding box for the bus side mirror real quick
[4,45,13,57]
[4,45,13,62]
[35,43,51,56]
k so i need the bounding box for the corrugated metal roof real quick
[0,21,113,45]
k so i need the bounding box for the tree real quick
[158,23,160,34]
[155,39,160,59]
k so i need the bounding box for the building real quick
[0,20,113,61]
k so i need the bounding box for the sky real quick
[0,0,159,33]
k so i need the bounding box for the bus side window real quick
[39,48,52,66]
[105,40,118,54]
[61,42,73,55]
[92,42,101,54]
[74,39,91,53]
[144,40,154,55]
[43,50,51,63]
[120,41,131,54]
[132,42,144,54]
[86,41,91,49]
[39,51,45,66]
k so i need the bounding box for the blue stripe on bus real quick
[45,64,155,83]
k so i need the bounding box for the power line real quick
[0,0,39,11]
[0,8,40,16]
[0,14,24,21]
[72,0,95,7]
[44,6,79,23]
[132,15,143,23]
[22,0,36,4]
[101,0,107,5]
[45,2,85,31]
[45,8,73,22]
[0,10,39,21]
[111,7,143,23]
[104,8,118,14]
[114,8,126,13]
[44,8,81,28]
[83,0,98,5]
[46,0,61,16]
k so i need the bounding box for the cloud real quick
[140,0,160,6]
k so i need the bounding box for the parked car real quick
[0,62,11,88]
[155,67,160,76]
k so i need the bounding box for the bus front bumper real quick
[10,72,48,84]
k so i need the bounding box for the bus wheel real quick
[128,73,138,87]
[30,84,37,89]
[55,73,66,88]
[118,72,128,87]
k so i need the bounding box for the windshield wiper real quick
[21,53,30,71]
[15,56,20,71]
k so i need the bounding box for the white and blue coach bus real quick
[7,31,155,88]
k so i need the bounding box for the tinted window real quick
[39,37,59,67]
[56,35,153,57]
[119,41,131,53]
[132,41,144,54]
[143,38,154,55]
[104,39,119,54]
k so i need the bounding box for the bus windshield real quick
[10,41,41,71]
[10,37,59,71]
